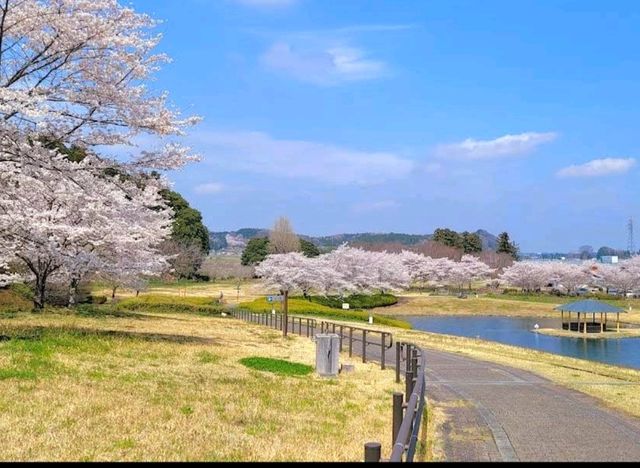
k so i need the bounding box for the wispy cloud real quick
[556,158,636,178]
[261,42,386,85]
[194,182,225,194]
[351,200,399,213]
[434,132,558,160]
[192,130,413,185]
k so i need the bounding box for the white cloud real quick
[194,182,225,194]
[556,158,636,178]
[434,132,558,160]
[261,42,386,85]
[192,130,413,185]
[232,0,296,7]
[351,200,399,213]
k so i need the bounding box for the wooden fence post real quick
[364,442,381,462]
[362,330,367,363]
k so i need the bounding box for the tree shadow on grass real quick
[0,325,216,345]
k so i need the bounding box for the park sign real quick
[267,295,284,303]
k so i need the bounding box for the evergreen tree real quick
[241,238,270,266]
[461,231,483,253]
[432,228,463,249]
[496,232,519,259]
[300,239,320,257]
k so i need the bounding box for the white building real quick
[600,255,619,264]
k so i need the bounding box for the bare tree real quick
[412,240,463,261]
[268,217,301,254]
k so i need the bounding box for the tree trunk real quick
[136,290,140,297]
[68,277,79,307]
[111,286,118,301]
[33,274,47,310]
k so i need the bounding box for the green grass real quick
[116,294,224,316]
[237,297,411,329]
[304,293,398,309]
[239,357,313,376]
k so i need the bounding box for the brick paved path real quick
[235,313,640,461]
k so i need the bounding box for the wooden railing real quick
[365,342,427,463]
[231,309,394,370]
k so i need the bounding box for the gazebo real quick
[554,299,626,334]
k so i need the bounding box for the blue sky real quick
[127,0,640,252]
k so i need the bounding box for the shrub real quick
[305,293,398,310]
[88,295,108,304]
[237,297,411,329]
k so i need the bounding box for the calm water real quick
[405,315,640,370]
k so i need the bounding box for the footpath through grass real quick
[0,309,401,461]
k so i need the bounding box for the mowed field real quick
[0,309,401,461]
[371,293,640,325]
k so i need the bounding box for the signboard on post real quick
[267,295,284,303]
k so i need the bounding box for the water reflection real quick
[405,315,640,369]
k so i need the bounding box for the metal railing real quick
[232,309,394,370]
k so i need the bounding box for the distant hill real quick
[209,228,498,254]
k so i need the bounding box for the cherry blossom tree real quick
[499,261,552,292]
[0,1,200,307]
[444,255,494,292]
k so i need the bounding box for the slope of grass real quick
[115,294,224,316]
[0,310,401,461]
[238,297,411,329]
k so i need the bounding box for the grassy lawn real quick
[92,279,268,305]
[372,294,559,318]
[0,309,401,461]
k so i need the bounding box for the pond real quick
[405,315,640,370]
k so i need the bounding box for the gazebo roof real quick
[554,299,626,314]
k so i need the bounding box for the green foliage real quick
[239,357,313,376]
[116,295,225,316]
[432,228,463,249]
[237,298,412,329]
[90,295,108,304]
[305,293,397,309]
[496,232,519,259]
[241,237,270,266]
[9,282,34,301]
[160,190,210,252]
[300,239,320,258]
[461,231,483,253]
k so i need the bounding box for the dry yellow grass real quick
[0,311,401,461]
[373,295,558,317]
[94,280,268,305]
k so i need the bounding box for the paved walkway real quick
[423,349,640,462]
[236,313,640,461]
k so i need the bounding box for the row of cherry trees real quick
[256,246,640,297]
[500,258,640,295]
[255,245,496,296]
[0,0,198,308]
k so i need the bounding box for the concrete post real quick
[315,333,340,377]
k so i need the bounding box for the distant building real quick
[600,255,619,264]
